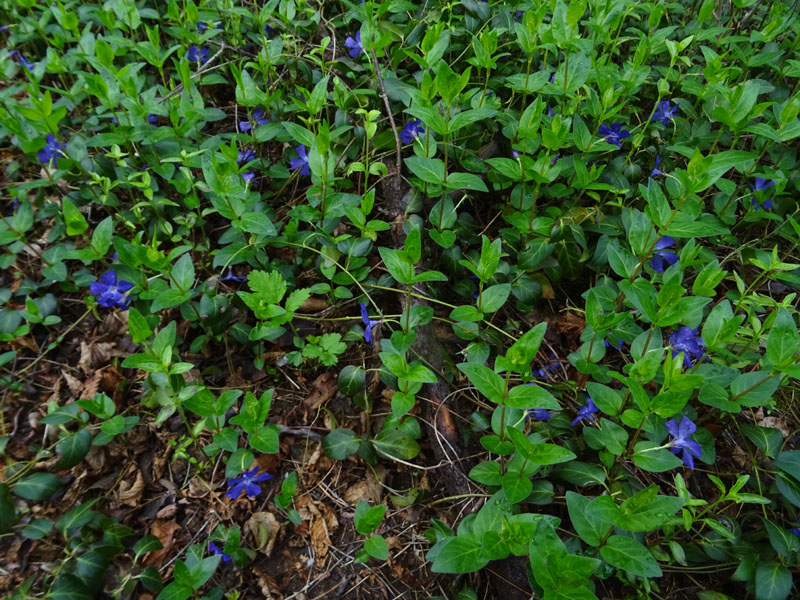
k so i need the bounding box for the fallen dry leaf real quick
[343,467,385,506]
[296,496,338,567]
[79,341,116,374]
[303,372,337,411]
[299,297,329,313]
[142,519,180,567]
[246,511,281,557]
[63,372,83,396]
[116,468,145,507]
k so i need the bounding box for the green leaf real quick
[338,365,365,396]
[156,582,192,600]
[128,307,153,344]
[134,535,164,560]
[766,308,800,367]
[365,535,389,560]
[250,426,279,454]
[323,428,361,460]
[12,473,61,500]
[373,429,420,460]
[479,284,510,314]
[62,198,88,236]
[469,461,502,486]
[0,484,16,533]
[599,536,662,578]
[553,461,607,487]
[171,253,195,291]
[730,371,780,407]
[431,534,488,574]
[188,555,221,589]
[49,575,92,600]
[525,441,576,465]
[458,363,505,403]
[632,441,683,472]
[566,492,617,546]
[283,121,315,147]
[742,425,783,459]
[57,499,98,534]
[586,383,623,415]
[774,451,800,481]
[616,485,685,531]
[56,429,92,469]
[354,500,386,535]
[755,562,792,600]
[91,216,114,256]
[21,517,52,539]
[444,172,488,192]
[501,467,533,503]
[378,247,415,284]
[225,448,254,478]
[505,384,560,410]
[405,156,445,185]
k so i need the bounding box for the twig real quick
[370,48,402,178]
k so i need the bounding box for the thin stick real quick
[370,48,402,177]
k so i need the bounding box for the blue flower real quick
[37,134,66,164]
[571,397,598,426]
[790,520,800,537]
[221,269,248,283]
[197,21,222,33]
[650,236,679,273]
[401,120,425,145]
[649,154,665,179]
[225,466,273,500]
[512,150,520,160]
[290,144,310,176]
[751,177,775,211]
[90,270,134,309]
[208,541,232,563]
[8,49,35,71]
[238,149,256,165]
[604,338,624,350]
[360,303,381,346]
[669,326,706,369]
[146,114,159,125]
[241,172,256,185]
[652,100,679,126]
[344,30,363,58]
[598,123,630,148]
[525,408,552,421]
[264,24,278,38]
[187,44,209,65]
[238,108,270,132]
[665,416,702,470]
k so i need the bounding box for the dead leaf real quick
[80,371,102,401]
[186,477,211,498]
[142,519,180,567]
[252,566,280,600]
[246,511,281,557]
[299,297,328,313]
[757,415,791,438]
[79,341,116,374]
[296,496,338,567]
[344,468,385,506]
[304,372,337,411]
[116,469,145,506]
[63,372,83,396]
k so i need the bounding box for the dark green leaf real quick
[12,473,61,501]
[599,536,661,577]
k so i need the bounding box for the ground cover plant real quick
[1,0,800,598]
